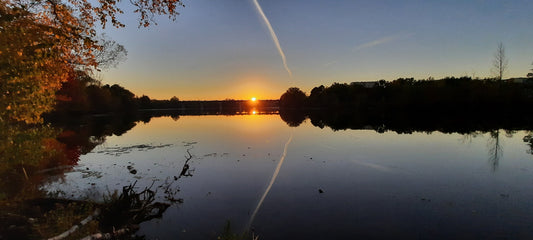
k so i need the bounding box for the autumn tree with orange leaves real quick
[0,0,184,123]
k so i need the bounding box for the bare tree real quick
[94,34,128,70]
[492,42,508,81]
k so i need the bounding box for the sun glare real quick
[251,97,257,102]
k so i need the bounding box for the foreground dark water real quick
[3,113,533,239]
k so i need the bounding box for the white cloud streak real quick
[354,33,413,51]
[353,160,392,172]
[324,61,337,67]
[252,0,292,77]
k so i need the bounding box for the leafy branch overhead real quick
[9,0,185,29]
[0,0,184,123]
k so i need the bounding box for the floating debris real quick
[79,168,103,179]
[183,141,198,147]
[98,143,173,157]
[127,166,137,175]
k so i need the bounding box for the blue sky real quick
[100,0,533,100]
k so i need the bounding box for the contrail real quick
[252,0,292,77]
[353,160,392,172]
[353,33,413,51]
[246,133,293,230]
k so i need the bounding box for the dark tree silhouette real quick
[280,87,307,108]
[138,95,152,109]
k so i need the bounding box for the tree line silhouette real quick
[279,76,533,132]
[48,71,279,119]
[281,77,533,114]
[137,95,279,113]
[51,71,138,116]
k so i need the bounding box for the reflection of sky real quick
[45,116,533,238]
[101,0,533,100]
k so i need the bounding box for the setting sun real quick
[251,97,257,102]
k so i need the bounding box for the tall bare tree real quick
[492,42,508,81]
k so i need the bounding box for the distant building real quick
[506,78,532,84]
[351,81,378,88]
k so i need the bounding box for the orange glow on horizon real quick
[251,97,257,101]
[126,74,287,100]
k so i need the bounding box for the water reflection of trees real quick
[4,109,533,238]
[0,122,65,202]
[0,112,199,239]
[0,113,147,238]
[280,109,533,171]
[2,109,280,202]
[488,130,503,172]
[3,109,283,239]
[0,121,84,239]
[523,133,533,154]
[282,109,533,134]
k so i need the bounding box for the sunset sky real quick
[100,0,533,100]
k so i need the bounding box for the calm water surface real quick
[44,115,533,239]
